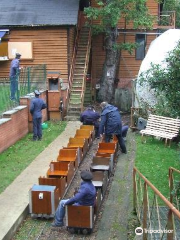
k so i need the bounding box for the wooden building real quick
[0,0,80,84]
[0,0,175,113]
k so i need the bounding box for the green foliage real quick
[135,134,180,201]
[85,0,154,51]
[0,121,67,194]
[162,0,180,28]
[139,41,180,118]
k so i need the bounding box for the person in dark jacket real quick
[30,90,47,141]
[51,170,96,227]
[99,102,127,154]
[80,105,100,138]
[9,53,21,100]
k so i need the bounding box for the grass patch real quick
[135,134,180,200]
[0,120,67,194]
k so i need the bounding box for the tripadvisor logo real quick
[135,227,143,235]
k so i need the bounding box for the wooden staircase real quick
[66,26,91,121]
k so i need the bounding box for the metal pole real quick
[28,67,30,93]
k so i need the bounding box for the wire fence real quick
[133,167,180,240]
[0,64,46,117]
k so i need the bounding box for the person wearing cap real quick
[30,90,47,141]
[80,105,100,138]
[9,53,22,100]
[51,170,96,227]
[99,102,127,154]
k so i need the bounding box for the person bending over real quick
[80,105,100,138]
[99,102,127,154]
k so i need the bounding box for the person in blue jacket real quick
[52,170,96,227]
[9,53,21,100]
[80,105,100,138]
[30,90,47,141]
[99,102,127,154]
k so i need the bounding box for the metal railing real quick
[133,167,180,240]
[0,64,46,117]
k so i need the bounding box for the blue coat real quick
[30,97,47,119]
[80,109,100,126]
[65,181,96,206]
[9,58,20,77]
[99,104,122,135]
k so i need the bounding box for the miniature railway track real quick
[14,139,112,240]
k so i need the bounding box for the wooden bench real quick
[57,149,79,169]
[47,161,74,185]
[90,156,111,176]
[140,114,180,146]
[66,205,94,234]
[97,142,117,161]
[74,129,92,146]
[67,137,88,156]
[80,125,95,140]
[63,147,82,164]
[38,176,66,199]
[92,171,108,197]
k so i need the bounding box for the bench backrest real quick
[80,125,94,131]
[92,171,104,181]
[68,137,85,145]
[58,149,77,159]
[98,142,116,151]
[75,129,91,138]
[50,161,69,171]
[92,156,110,166]
[38,176,66,198]
[146,114,180,134]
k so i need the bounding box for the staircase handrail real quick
[80,28,91,111]
[65,11,81,110]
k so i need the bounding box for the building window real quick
[135,34,146,60]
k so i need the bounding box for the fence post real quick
[17,71,20,103]
[143,182,148,240]
[167,209,174,240]
[28,67,31,93]
[169,168,173,204]
[133,168,137,212]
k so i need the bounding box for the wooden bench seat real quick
[97,142,116,154]
[74,129,92,146]
[80,125,95,140]
[63,147,82,164]
[90,157,111,175]
[57,149,78,169]
[47,161,74,185]
[66,205,94,232]
[38,176,66,199]
[67,137,88,156]
[140,114,180,146]
[92,171,108,196]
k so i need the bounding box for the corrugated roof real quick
[0,0,79,26]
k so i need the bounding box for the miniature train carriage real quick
[65,205,94,234]
[29,184,59,218]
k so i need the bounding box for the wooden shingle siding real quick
[0,28,69,82]
[68,27,76,78]
[91,33,157,87]
[91,0,159,30]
